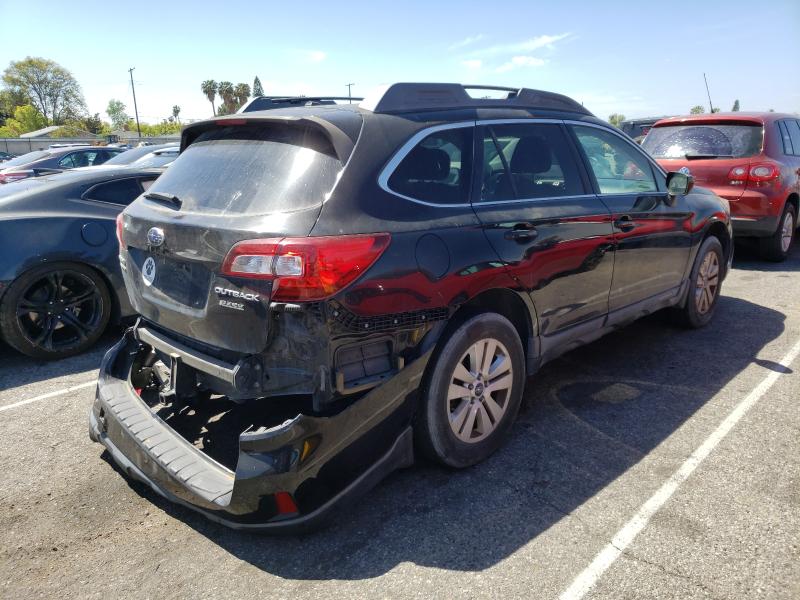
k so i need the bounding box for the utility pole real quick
[129,67,142,139]
[703,72,714,113]
[346,83,355,103]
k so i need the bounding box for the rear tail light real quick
[0,172,29,184]
[728,162,780,185]
[221,233,391,301]
[274,491,299,515]
[748,163,780,182]
[115,213,125,246]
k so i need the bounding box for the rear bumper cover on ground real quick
[89,331,421,532]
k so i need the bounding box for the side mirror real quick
[666,171,694,196]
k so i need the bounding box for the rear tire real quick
[759,203,795,262]
[671,236,724,329]
[0,262,111,359]
[415,313,525,468]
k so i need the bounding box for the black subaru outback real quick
[90,83,732,532]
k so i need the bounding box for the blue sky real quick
[1,0,798,124]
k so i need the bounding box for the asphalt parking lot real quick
[1,242,798,600]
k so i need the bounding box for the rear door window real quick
[642,123,763,158]
[85,177,150,205]
[144,124,342,215]
[386,127,473,204]
[786,120,800,156]
[572,125,659,194]
[480,123,584,202]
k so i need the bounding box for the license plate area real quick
[131,249,211,309]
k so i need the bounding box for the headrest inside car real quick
[510,136,552,174]
[398,146,451,181]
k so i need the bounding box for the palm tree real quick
[217,81,234,114]
[172,105,181,124]
[234,83,251,108]
[201,80,217,116]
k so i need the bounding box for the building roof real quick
[19,126,62,138]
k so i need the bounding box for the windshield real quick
[643,123,763,159]
[105,145,173,165]
[129,151,179,168]
[1,150,51,168]
[145,124,342,215]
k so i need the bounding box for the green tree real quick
[0,104,48,137]
[253,76,264,97]
[172,105,181,124]
[2,57,86,124]
[201,80,217,116]
[731,99,740,112]
[690,105,705,115]
[0,87,31,124]
[711,107,720,113]
[106,99,129,130]
[217,81,234,114]
[234,83,251,108]
[83,113,104,134]
[607,113,626,128]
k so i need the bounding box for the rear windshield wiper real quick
[144,191,182,209]
[684,153,733,160]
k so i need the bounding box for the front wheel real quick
[415,313,525,468]
[671,236,724,329]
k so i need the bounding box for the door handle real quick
[613,215,636,232]
[505,223,538,241]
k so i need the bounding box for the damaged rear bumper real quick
[89,330,422,532]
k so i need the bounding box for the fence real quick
[0,136,180,155]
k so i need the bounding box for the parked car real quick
[103,143,179,167]
[239,95,363,113]
[0,167,165,358]
[91,83,732,532]
[620,116,671,142]
[643,112,800,260]
[0,146,126,184]
[0,151,15,163]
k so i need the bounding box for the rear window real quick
[2,150,50,168]
[643,123,763,159]
[144,125,341,215]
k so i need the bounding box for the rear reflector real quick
[274,491,299,515]
[116,213,124,246]
[221,234,390,301]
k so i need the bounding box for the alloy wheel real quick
[447,337,513,443]
[780,211,794,254]
[694,250,719,315]
[15,270,104,352]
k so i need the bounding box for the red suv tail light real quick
[0,172,29,184]
[221,233,391,301]
[747,163,780,182]
[728,162,781,185]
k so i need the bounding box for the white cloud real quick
[449,34,485,51]
[470,33,571,57]
[462,59,483,70]
[306,50,327,62]
[496,55,546,73]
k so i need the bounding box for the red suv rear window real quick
[643,123,763,159]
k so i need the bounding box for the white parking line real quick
[560,337,800,600]
[0,381,96,413]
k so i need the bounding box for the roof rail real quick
[360,83,592,115]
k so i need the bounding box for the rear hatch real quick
[119,120,347,353]
[642,120,764,201]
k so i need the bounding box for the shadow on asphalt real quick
[0,328,122,393]
[106,285,788,578]
[732,237,800,272]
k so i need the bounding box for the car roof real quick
[654,112,796,127]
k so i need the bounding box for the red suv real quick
[643,113,800,261]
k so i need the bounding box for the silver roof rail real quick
[360,83,592,115]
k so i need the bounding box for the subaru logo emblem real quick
[147,227,165,247]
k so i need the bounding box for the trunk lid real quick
[642,120,764,201]
[119,121,346,353]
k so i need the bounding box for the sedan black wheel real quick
[0,263,111,359]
